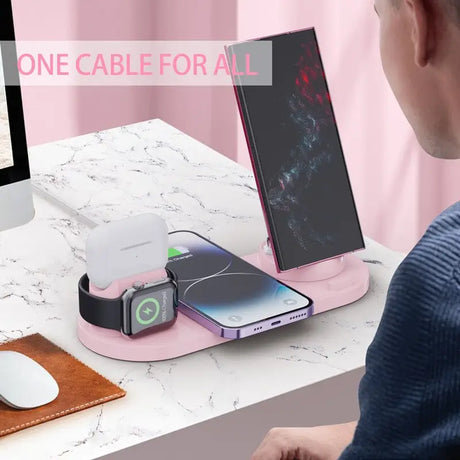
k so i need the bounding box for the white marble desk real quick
[0,119,405,459]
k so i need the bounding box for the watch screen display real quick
[130,284,176,335]
[228,29,364,271]
[0,47,14,170]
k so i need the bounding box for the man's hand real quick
[250,421,357,460]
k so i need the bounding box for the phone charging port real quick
[271,320,281,326]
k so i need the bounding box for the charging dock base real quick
[77,243,369,361]
[244,242,370,315]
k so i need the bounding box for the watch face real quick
[129,283,176,335]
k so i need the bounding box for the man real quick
[252,0,460,458]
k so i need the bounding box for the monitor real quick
[0,0,34,231]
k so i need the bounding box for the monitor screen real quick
[228,29,365,271]
[0,47,14,170]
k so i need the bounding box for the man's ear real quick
[404,0,432,67]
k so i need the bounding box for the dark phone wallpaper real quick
[234,29,364,270]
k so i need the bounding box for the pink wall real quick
[12,0,80,144]
[237,0,460,252]
[12,0,238,159]
[11,0,460,252]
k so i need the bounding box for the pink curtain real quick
[13,0,460,252]
[237,0,460,252]
[13,0,238,160]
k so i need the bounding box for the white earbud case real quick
[86,214,169,289]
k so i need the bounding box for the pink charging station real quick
[77,240,369,362]
[77,27,371,362]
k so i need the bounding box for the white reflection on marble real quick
[29,119,266,257]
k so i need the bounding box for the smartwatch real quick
[78,269,178,336]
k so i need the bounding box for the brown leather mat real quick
[0,333,126,437]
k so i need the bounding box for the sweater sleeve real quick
[339,207,460,459]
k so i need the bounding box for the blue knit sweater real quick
[340,201,460,459]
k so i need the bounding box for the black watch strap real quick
[78,274,123,331]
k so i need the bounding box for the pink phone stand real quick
[77,244,369,362]
[243,242,369,315]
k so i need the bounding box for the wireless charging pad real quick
[77,243,369,362]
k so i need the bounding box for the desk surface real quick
[0,119,404,459]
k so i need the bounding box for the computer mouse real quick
[0,351,59,409]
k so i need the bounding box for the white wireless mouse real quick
[0,351,59,409]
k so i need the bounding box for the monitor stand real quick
[77,241,369,362]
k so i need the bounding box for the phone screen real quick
[166,231,312,328]
[228,29,364,271]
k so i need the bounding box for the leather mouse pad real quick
[0,333,126,437]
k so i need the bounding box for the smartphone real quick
[226,28,365,272]
[166,231,314,339]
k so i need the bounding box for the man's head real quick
[375,0,460,159]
